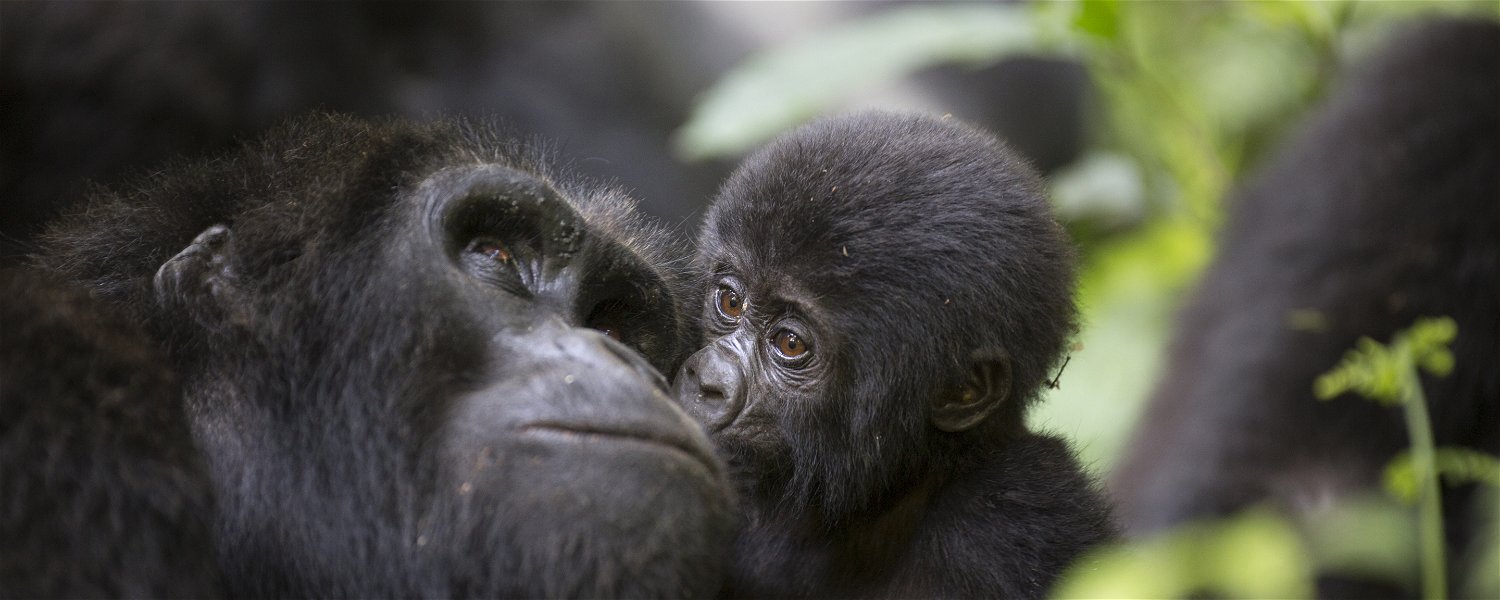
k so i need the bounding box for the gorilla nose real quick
[671,345,744,432]
[544,327,667,393]
[594,334,670,394]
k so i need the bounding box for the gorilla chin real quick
[437,328,731,597]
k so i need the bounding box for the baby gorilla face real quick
[670,111,1079,523]
[667,110,1110,600]
[671,269,833,495]
[677,277,826,429]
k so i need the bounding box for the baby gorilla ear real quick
[931,349,1012,432]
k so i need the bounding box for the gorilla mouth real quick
[519,423,717,470]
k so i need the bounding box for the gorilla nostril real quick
[696,380,727,404]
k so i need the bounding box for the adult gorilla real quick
[13,114,734,597]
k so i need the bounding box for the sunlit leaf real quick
[674,4,1070,160]
[1053,508,1312,599]
[1073,0,1121,41]
[1244,0,1347,41]
[1076,218,1212,312]
[1048,151,1147,226]
[1207,510,1316,597]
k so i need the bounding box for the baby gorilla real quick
[672,112,1114,598]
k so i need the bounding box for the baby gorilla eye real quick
[716,286,745,320]
[773,330,809,360]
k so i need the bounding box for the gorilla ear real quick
[153,224,245,317]
[931,349,1012,432]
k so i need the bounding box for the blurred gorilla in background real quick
[1,267,220,598]
[0,1,1089,263]
[3,114,735,597]
[1112,18,1499,596]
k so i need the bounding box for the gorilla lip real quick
[519,423,717,470]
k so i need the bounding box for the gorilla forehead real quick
[43,114,677,309]
[704,112,1060,318]
[229,115,669,262]
[700,112,1078,405]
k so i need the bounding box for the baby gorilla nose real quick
[672,343,745,432]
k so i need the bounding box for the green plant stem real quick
[1403,363,1447,600]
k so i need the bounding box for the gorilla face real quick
[34,115,733,597]
[672,270,831,497]
[671,112,1078,525]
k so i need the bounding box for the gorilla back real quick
[28,114,734,597]
[1111,18,1499,594]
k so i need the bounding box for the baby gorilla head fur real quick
[29,114,734,597]
[672,112,1112,598]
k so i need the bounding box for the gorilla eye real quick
[591,321,623,342]
[716,286,745,320]
[586,299,636,346]
[773,330,810,360]
[459,237,528,292]
[467,238,513,264]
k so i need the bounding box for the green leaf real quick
[1052,508,1312,598]
[1313,316,1458,405]
[1048,151,1147,226]
[1384,448,1500,504]
[674,4,1068,160]
[1206,510,1316,598]
[1408,316,1457,377]
[1243,0,1347,41]
[1073,0,1121,41]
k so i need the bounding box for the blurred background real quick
[3,1,1496,596]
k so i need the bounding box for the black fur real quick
[15,114,735,597]
[0,268,220,598]
[1,3,1092,265]
[672,112,1114,598]
[0,2,728,260]
[1112,18,1500,594]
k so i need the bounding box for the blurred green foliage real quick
[673,4,1071,162]
[1314,316,1493,599]
[1054,316,1496,598]
[1053,508,1314,599]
